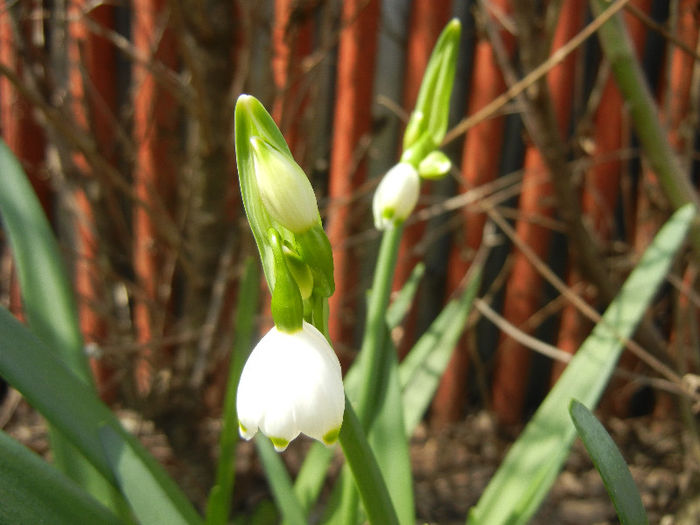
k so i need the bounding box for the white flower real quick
[372,162,420,230]
[250,137,319,233]
[236,322,345,451]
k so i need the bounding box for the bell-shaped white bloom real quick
[236,321,345,452]
[372,162,420,230]
[250,137,319,233]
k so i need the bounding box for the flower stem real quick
[338,398,400,525]
[355,224,404,429]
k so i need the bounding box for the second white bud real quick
[372,162,420,231]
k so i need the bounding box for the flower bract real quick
[236,322,345,452]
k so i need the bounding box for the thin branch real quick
[443,0,633,145]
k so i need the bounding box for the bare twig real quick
[443,0,634,145]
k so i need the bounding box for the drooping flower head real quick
[236,322,345,451]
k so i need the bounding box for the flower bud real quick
[372,162,420,230]
[250,137,319,233]
[237,322,345,452]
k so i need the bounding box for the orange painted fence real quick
[1,0,698,433]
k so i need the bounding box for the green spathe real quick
[235,95,335,311]
[401,18,461,164]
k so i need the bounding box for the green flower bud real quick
[418,150,452,179]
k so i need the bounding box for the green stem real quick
[591,0,700,254]
[355,225,404,429]
[338,399,400,525]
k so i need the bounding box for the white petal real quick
[236,322,345,451]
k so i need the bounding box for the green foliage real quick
[468,204,694,525]
[569,400,648,524]
[0,430,120,525]
[205,258,260,525]
[0,307,203,525]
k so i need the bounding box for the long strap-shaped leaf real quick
[0,139,89,380]
[468,204,695,525]
[0,139,118,506]
[0,307,203,525]
[569,400,648,524]
[0,430,120,525]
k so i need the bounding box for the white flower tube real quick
[236,322,345,452]
[372,162,420,230]
[250,137,319,233]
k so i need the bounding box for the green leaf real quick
[0,139,122,509]
[368,344,414,524]
[0,430,121,525]
[399,264,481,434]
[205,258,260,525]
[0,139,90,382]
[0,307,202,524]
[255,438,307,525]
[100,424,193,525]
[569,400,648,524]
[467,204,694,525]
[386,263,425,329]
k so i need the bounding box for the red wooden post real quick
[551,0,654,386]
[67,0,118,400]
[132,0,178,396]
[431,0,514,427]
[392,0,452,359]
[0,4,48,320]
[491,1,585,425]
[326,0,380,357]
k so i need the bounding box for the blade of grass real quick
[99,423,193,525]
[0,138,122,509]
[467,204,694,525]
[0,430,121,525]
[0,306,202,524]
[400,263,482,434]
[569,400,648,524]
[367,342,414,524]
[205,258,260,525]
[255,437,307,525]
[386,262,426,329]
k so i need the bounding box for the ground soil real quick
[3,389,699,524]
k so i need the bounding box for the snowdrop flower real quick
[237,322,345,452]
[250,136,319,233]
[372,162,420,230]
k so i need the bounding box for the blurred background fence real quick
[1,0,699,492]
